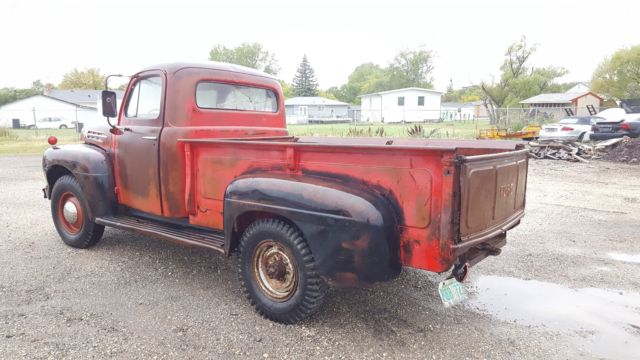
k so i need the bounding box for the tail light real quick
[620,123,631,131]
[561,126,574,131]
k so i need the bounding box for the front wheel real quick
[238,219,326,324]
[50,175,104,248]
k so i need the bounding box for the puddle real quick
[467,276,640,359]
[609,252,640,264]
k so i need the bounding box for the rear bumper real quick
[590,132,630,140]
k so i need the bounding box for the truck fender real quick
[223,176,402,286]
[42,144,116,219]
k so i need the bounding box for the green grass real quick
[0,128,81,155]
[287,120,489,139]
[0,120,490,155]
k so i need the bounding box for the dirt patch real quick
[602,138,640,164]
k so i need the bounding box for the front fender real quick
[224,175,402,286]
[42,144,116,219]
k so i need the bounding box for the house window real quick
[418,96,425,106]
[397,96,405,106]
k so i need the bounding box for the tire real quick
[50,175,104,248]
[238,219,326,324]
[59,125,67,129]
[27,125,35,129]
[578,132,586,142]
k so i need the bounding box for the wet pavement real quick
[467,276,640,359]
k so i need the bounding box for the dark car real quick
[591,114,640,140]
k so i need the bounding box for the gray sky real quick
[1,0,638,91]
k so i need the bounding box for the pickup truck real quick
[42,62,528,323]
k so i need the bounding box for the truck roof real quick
[138,61,276,80]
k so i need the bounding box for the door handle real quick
[142,136,157,141]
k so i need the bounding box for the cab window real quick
[125,76,162,119]
[196,82,277,113]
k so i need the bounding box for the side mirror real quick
[101,90,118,118]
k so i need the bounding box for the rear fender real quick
[42,144,116,219]
[224,175,401,286]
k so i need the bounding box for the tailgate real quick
[457,149,529,243]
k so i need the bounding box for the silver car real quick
[538,116,604,142]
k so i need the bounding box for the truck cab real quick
[43,62,528,323]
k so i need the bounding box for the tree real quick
[59,68,105,90]
[292,55,319,97]
[279,80,294,99]
[481,37,567,124]
[208,42,280,75]
[0,80,50,106]
[387,48,435,89]
[591,45,640,99]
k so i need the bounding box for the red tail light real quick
[561,126,574,131]
[620,123,631,131]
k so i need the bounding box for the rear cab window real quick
[195,82,277,113]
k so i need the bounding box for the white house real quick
[0,90,125,129]
[0,95,96,128]
[284,96,351,124]
[440,102,475,121]
[360,87,442,123]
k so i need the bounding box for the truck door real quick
[115,72,165,216]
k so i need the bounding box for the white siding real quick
[0,95,96,128]
[360,89,441,123]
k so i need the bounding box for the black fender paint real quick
[42,144,116,219]
[224,175,402,286]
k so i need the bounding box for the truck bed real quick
[178,136,528,273]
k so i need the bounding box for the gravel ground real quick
[1,156,639,359]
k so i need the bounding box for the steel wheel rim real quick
[252,240,298,302]
[57,192,83,234]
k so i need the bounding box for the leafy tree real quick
[443,84,484,103]
[591,45,640,99]
[387,48,434,89]
[292,55,319,97]
[59,68,105,90]
[328,48,436,105]
[0,80,50,106]
[209,42,280,75]
[481,37,567,124]
[279,80,294,99]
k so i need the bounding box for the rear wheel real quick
[59,125,68,129]
[50,175,104,248]
[238,219,326,324]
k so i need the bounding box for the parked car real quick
[28,117,76,129]
[591,115,640,140]
[538,116,603,142]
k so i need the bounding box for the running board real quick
[95,215,225,253]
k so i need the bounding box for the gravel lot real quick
[1,156,639,359]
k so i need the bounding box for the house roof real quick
[46,89,125,105]
[285,96,349,106]
[0,94,97,110]
[360,87,443,97]
[520,91,603,104]
[441,102,474,108]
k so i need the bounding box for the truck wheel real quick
[59,125,68,129]
[238,219,326,324]
[50,175,104,248]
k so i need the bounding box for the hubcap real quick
[63,201,78,224]
[57,192,83,234]
[252,240,298,302]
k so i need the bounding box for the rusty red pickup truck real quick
[42,62,528,323]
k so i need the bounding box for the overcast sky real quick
[1,0,638,91]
